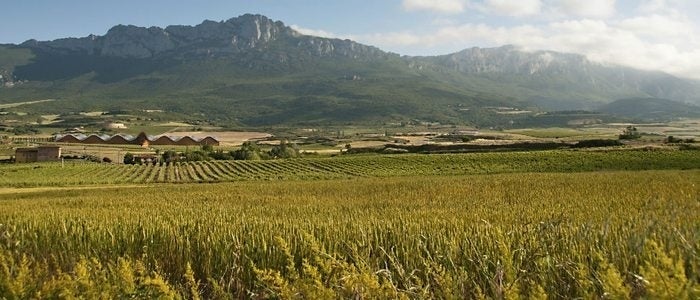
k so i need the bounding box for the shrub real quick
[573,139,623,148]
[123,153,134,165]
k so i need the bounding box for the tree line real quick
[124,141,301,165]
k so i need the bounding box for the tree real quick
[270,140,300,159]
[161,150,178,163]
[123,152,134,164]
[210,150,232,160]
[183,150,209,161]
[232,141,264,160]
[619,126,641,140]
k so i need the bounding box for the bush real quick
[123,153,134,165]
[573,139,623,148]
[665,136,682,143]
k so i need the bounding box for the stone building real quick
[15,145,62,163]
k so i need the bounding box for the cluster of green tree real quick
[619,126,641,140]
[123,141,301,164]
[229,141,301,160]
[664,136,695,144]
[4,125,40,135]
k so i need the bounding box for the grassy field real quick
[505,127,618,139]
[0,170,698,298]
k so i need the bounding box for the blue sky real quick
[2,0,700,78]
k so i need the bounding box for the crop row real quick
[0,149,698,187]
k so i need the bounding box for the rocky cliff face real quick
[20,14,387,60]
[411,45,594,75]
[408,45,700,104]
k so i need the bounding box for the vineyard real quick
[0,171,698,298]
[1,149,699,187]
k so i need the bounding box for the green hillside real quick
[2,15,699,127]
[598,98,700,120]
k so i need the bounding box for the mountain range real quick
[1,14,699,126]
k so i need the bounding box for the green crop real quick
[0,149,698,187]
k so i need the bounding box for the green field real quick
[1,149,699,187]
[0,150,698,298]
[505,127,617,139]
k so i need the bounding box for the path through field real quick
[0,99,55,108]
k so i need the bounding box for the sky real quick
[1,0,699,79]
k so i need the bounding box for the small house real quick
[15,145,62,163]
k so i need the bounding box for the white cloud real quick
[290,25,344,39]
[637,0,678,15]
[290,0,700,79]
[552,0,617,18]
[485,0,542,16]
[352,16,700,79]
[402,0,467,14]
[617,14,695,42]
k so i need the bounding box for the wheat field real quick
[0,169,698,298]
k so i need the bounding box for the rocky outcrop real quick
[412,45,593,75]
[20,14,387,60]
[100,25,175,58]
[407,45,700,104]
[0,69,17,88]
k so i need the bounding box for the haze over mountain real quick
[1,14,699,126]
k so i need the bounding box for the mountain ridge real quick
[19,14,390,61]
[1,14,699,126]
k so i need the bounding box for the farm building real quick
[15,145,62,163]
[55,132,219,147]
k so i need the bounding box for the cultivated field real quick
[0,149,698,298]
[0,170,698,298]
[0,150,698,187]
